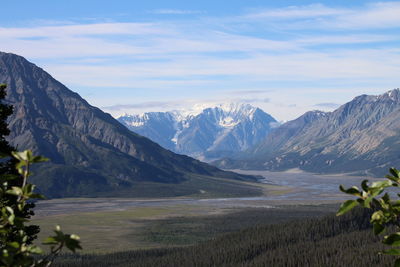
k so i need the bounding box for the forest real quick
[53,208,393,267]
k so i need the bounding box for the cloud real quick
[244,4,347,20]
[238,98,270,104]
[269,121,281,129]
[0,22,172,39]
[243,2,400,30]
[3,2,400,121]
[314,102,340,109]
[150,9,203,15]
[330,2,400,29]
[103,101,177,111]
[230,89,273,95]
[101,96,270,117]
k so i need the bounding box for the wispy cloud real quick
[103,97,272,117]
[314,102,341,109]
[330,2,400,29]
[230,89,273,95]
[3,2,400,120]
[150,9,204,15]
[239,98,270,104]
[103,101,179,111]
[244,4,347,20]
[244,2,400,30]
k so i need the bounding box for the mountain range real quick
[215,89,400,177]
[118,104,277,161]
[0,52,259,198]
[2,50,398,199]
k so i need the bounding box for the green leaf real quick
[337,200,359,216]
[5,206,14,215]
[1,174,18,181]
[8,214,15,224]
[369,187,385,197]
[27,245,44,254]
[32,155,49,163]
[42,237,58,245]
[386,175,400,184]
[395,258,400,267]
[361,179,369,191]
[11,150,31,161]
[382,193,391,203]
[370,180,393,189]
[383,233,400,246]
[382,248,400,256]
[70,234,80,241]
[23,184,35,194]
[8,242,19,249]
[373,223,385,235]
[363,196,373,208]
[339,185,361,197]
[371,210,384,222]
[29,193,45,199]
[65,235,82,252]
[390,168,400,178]
[6,186,23,196]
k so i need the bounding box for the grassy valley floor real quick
[32,204,337,252]
[48,207,394,267]
[30,170,388,266]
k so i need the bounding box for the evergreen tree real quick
[0,84,16,172]
[0,84,81,266]
[0,84,39,246]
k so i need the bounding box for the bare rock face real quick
[118,103,277,161]
[215,90,400,176]
[0,52,255,197]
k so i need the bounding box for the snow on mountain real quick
[117,103,277,161]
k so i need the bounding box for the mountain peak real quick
[380,88,400,102]
[118,103,277,160]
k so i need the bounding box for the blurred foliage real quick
[0,84,81,266]
[338,167,400,266]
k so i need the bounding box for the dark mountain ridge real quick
[215,89,400,176]
[0,52,257,197]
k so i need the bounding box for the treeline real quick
[54,208,392,266]
[139,205,334,246]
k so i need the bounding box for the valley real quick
[32,170,373,252]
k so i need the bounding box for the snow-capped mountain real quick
[118,103,277,161]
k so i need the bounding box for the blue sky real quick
[2,1,400,120]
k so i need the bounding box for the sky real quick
[1,0,400,121]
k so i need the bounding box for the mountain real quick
[215,89,400,177]
[118,103,277,161]
[0,52,259,198]
[118,112,178,152]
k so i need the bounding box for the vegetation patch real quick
[53,208,393,267]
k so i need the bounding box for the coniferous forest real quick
[53,208,392,267]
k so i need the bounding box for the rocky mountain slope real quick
[216,89,400,176]
[0,52,258,198]
[118,104,277,161]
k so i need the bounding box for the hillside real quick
[0,52,259,198]
[215,89,400,176]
